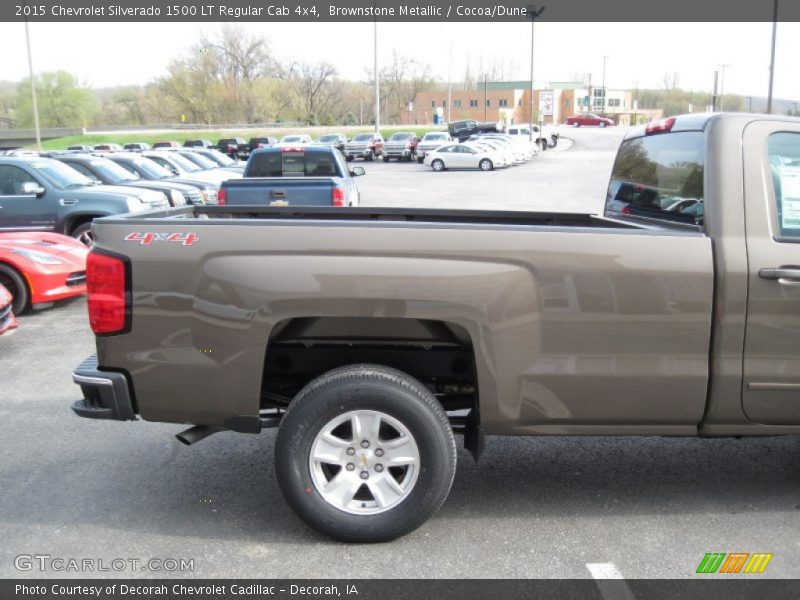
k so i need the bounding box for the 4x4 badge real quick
[124,232,199,246]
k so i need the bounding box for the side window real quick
[767,132,800,238]
[65,163,98,181]
[149,156,178,176]
[116,162,138,176]
[0,165,39,196]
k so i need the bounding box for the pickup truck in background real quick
[218,145,364,207]
[0,156,168,245]
[344,133,384,161]
[448,119,500,142]
[71,113,800,543]
[382,132,420,162]
[216,138,248,160]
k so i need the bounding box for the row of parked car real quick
[0,145,253,329]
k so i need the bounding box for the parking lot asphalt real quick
[2,127,799,580]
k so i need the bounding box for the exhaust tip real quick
[175,425,223,446]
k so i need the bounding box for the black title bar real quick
[4,0,800,22]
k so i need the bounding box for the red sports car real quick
[565,113,615,128]
[0,283,18,334]
[0,232,88,314]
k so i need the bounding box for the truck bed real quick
[121,205,678,231]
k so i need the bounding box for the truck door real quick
[742,121,800,424]
[0,165,55,231]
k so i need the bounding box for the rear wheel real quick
[431,159,445,172]
[0,264,29,315]
[479,159,493,171]
[275,364,457,543]
[71,222,94,247]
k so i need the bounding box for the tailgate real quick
[225,177,335,207]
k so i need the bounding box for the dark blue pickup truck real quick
[219,146,364,207]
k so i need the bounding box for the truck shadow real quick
[3,425,799,550]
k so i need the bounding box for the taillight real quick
[227,145,234,152]
[645,117,676,135]
[331,187,346,207]
[217,187,227,205]
[621,206,631,215]
[87,250,129,335]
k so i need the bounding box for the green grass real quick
[34,125,448,151]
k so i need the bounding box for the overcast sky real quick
[1,21,798,101]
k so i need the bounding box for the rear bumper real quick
[71,354,136,421]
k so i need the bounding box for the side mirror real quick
[21,181,46,197]
[351,166,365,177]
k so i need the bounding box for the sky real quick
[0,21,798,101]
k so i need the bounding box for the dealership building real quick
[409,81,658,126]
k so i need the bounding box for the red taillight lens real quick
[621,206,631,215]
[645,117,676,135]
[87,250,128,335]
[331,187,346,207]
[227,145,234,152]
[217,187,227,206]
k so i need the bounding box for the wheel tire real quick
[431,159,445,172]
[479,159,493,171]
[0,263,29,315]
[275,364,457,543]
[71,222,95,247]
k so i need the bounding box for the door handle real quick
[59,198,78,206]
[759,267,800,281]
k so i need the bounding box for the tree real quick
[292,62,338,123]
[15,71,96,127]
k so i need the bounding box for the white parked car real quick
[415,132,453,163]
[276,135,313,147]
[423,143,502,172]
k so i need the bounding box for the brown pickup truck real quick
[72,114,800,542]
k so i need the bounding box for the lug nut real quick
[346,447,355,455]
[375,464,384,472]
[360,440,370,449]
[360,471,369,480]
[375,448,384,457]
[346,463,355,471]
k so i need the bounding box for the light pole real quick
[526,4,545,141]
[767,0,778,114]
[23,5,42,150]
[373,19,380,133]
[447,41,452,124]
[483,73,487,122]
[633,80,639,125]
[600,55,609,117]
[718,63,730,111]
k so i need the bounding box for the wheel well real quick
[66,216,97,236]
[261,317,479,418]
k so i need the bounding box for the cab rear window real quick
[605,131,705,226]
[247,150,343,178]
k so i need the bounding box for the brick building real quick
[408,81,646,126]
